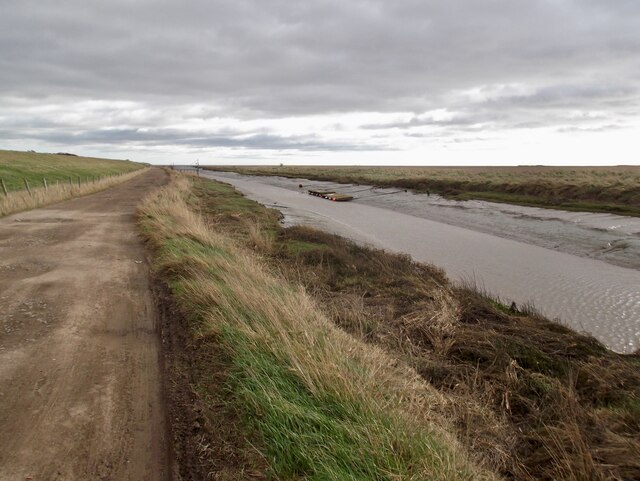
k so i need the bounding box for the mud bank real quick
[204,171,640,353]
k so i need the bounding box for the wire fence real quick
[0,174,123,197]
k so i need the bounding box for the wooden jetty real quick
[307,189,354,202]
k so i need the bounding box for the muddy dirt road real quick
[0,169,169,481]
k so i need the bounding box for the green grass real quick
[204,165,640,216]
[140,174,494,481]
[228,333,453,480]
[283,239,327,255]
[457,191,640,215]
[605,395,640,417]
[185,175,640,481]
[0,149,142,192]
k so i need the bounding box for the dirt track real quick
[0,169,169,481]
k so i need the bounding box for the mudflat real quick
[205,171,640,353]
[0,169,169,481]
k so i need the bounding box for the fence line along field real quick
[205,165,640,216]
[0,150,145,217]
[0,150,142,192]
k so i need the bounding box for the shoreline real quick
[203,166,640,217]
[144,172,640,480]
[202,170,640,354]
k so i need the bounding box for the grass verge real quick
[203,165,640,216]
[1,168,148,217]
[0,149,141,192]
[0,149,146,217]
[140,173,495,481]
[188,176,640,481]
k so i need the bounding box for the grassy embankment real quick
[0,150,144,216]
[204,165,640,216]
[140,173,495,481]
[147,173,640,481]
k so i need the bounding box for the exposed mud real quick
[152,280,267,481]
[204,171,640,353]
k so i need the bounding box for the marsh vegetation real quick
[143,173,640,480]
[205,165,640,216]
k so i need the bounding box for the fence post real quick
[68,176,73,186]
[24,178,32,195]
[43,177,48,190]
[1,178,7,196]
[77,177,81,187]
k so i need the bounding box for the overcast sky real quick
[1,0,639,165]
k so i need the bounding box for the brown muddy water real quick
[203,171,640,353]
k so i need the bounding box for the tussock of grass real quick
[1,168,147,217]
[139,174,496,481]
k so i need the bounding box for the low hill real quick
[0,150,141,192]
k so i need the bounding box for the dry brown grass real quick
[139,173,498,480]
[191,177,640,481]
[0,168,148,217]
[293,239,640,481]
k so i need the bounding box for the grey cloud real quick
[0,125,384,152]
[0,0,639,157]
[362,115,482,130]
[485,84,638,109]
[360,82,639,133]
[1,1,639,115]
[557,124,626,134]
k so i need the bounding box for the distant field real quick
[0,150,142,192]
[205,165,640,216]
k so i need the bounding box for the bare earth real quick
[0,169,169,481]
